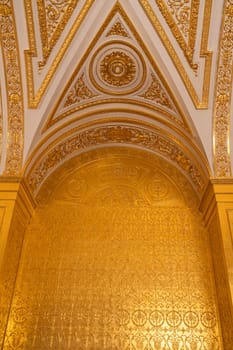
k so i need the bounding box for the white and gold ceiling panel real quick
[0,0,232,185]
[43,2,190,137]
[140,0,214,108]
[24,0,94,108]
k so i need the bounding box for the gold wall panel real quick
[0,209,27,349]
[3,150,223,349]
[208,214,233,349]
[0,181,35,349]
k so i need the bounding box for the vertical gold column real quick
[200,180,233,349]
[0,179,35,349]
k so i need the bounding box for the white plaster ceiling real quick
[0,0,231,181]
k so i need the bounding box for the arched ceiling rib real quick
[0,0,232,194]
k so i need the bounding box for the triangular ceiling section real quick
[43,2,191,134]
[36,0,78,69]
[139,0,213,108]
[24,0,94,108]
[155,0,198,70]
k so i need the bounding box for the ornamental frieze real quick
[27,125,208,196]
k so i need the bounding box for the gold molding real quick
[44,98,187,132]
[0,0,24,175]
[39,113,210,175]
[155,0,199,70]
[213,0,233,177]
[24,0,94,108]
[37,0,78,69]
[140,0,213,108]
[43,2,191,134]
[25,122,209,197]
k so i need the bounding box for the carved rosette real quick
[89,42,146,95]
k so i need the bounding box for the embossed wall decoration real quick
[208,214,233,349]
[213,0,233,177]
[2,151,223,349]
[0,209,27,349]
[26,124,208,197]
[0,0,24,175]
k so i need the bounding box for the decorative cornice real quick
[26,124,208,197]
[0,0,24,175]
[213,0,233,177]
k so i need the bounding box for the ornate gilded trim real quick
[63,73,98,107]
[37,0,78,69]
[213,0,233,177]
[155,0,199,71]
[29,115,210,181]
[139,72,175,110]
[0,1,24,175]
[107,20,130,38]
[44,2,191,133]
[140,0,213,108]
[26,123,208,197]
[24,0,94,108]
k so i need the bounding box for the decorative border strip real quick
[213,0,233,177]
[155,0,199,70]
[26,124,208,197]
[24,0,94,108]
[140,0,213,108]
[0,1,24,175]
[37,0,78,68]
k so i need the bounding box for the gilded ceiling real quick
[0,0,232,198]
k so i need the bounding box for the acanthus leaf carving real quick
[63,73,98,108]
[27,125,206,196]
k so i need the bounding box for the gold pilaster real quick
[200,179,233,349]
[0,179,35,349]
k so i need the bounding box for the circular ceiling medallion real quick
[89,41,146,95]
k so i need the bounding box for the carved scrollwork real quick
[0,0,23,175]
[213,1,233,176]
[27,125,206,196]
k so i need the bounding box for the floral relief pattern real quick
[0,0,24,175]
